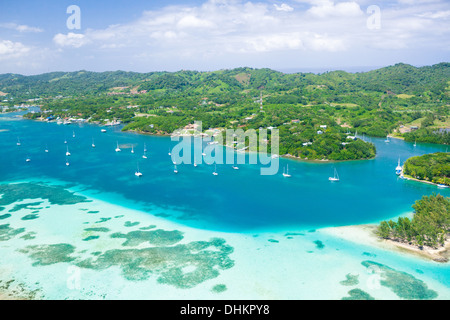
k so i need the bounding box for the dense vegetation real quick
[377,194,450,249]
[403,153,450,186]
[2,63,449,160]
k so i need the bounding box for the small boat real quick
[66,158,70,166]
[283,165,291,178]
[142,152,147,159]
[174,164,178,174]
[213,164,218,176]
[385,136,390,143]
[168,148,171,156]
[135,163,143,177]
[438,177,448,188]
[395,158,403,175]
[66,146,71,156]
[16,138,21,146]
[101,129,107,133]
[45,145,49,153]
[92,138,96,148]
[329,168,339,182]
[25,156,31,162]
[144,144,147,153]
[413,140,417,147]
[131,146,135,154]
[72,130,76,138]
[115,142,121,152]
[232,166,239,170]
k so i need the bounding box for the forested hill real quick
[0,63,449,100]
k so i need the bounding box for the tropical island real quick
[376,194,450,262]
[402,152,450,187]
[1,62,449,161]
[324,194,450,263]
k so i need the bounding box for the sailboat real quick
[437,177,448,188]
[66,145,71,156]
[135,163,143,177]
[395,158,403,175]
[283,165,291,178]
[213,164,218,176]
[329,168,339,182]
[115,142,121,152]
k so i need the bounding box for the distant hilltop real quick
[0,62,449,101]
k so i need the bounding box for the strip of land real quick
[322,224,450,263]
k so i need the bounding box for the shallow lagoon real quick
[0,113,449,299]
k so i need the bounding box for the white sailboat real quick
[396,158,403,175]
[437,177,448,188]
[329,168,339,182]
[283,165,291,178]
[115,142,121,152]
[135,163,143,177]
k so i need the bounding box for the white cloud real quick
[5,0,448,74]
[53,33,90,48]
[417,10,450,19]
[177,15,215,29]
[0,23,43,33]
[274,3,294,12]
[0,40,31,60]
[307,1,364,18]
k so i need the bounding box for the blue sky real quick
[0,0,449,75]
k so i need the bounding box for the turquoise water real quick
[1,112,449,233]
[0,111,449,300]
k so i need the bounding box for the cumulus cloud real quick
[53,33,90,48]
[4,0,449,73]
[0,40,31,60]
[274,3,294,12]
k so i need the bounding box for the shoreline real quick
[322,224,450,263]
[401,173,450,188]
